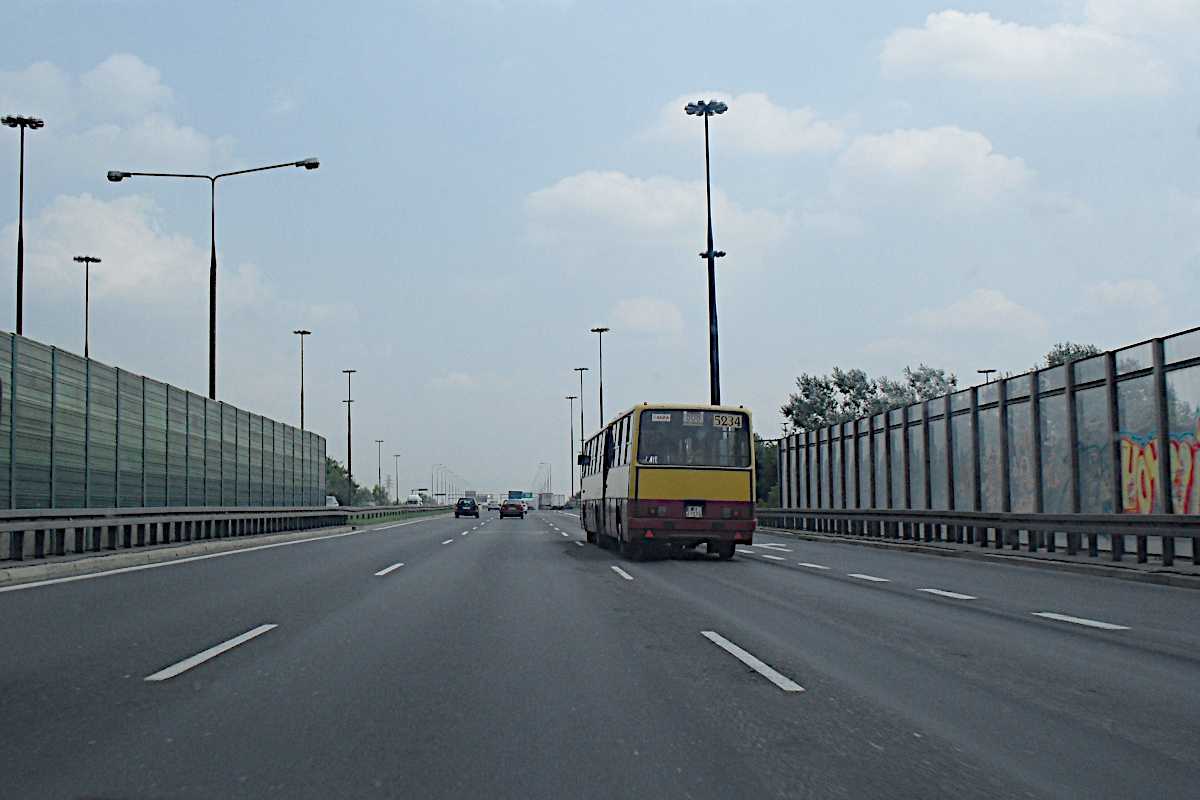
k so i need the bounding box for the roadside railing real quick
[756,508,1200,568]
[1,504,450,562]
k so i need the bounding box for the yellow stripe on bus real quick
[636,468,752,501]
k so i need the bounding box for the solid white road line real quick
[0,516,438,595]
[1033,612,1129,630]
[442,539,454,545]
[848,573,890,582]
[920,588,976,600]
[374,562,404,577]
[758,554,786,561]
[797,562,830,570]
[701,631,804,693]
[145,624,277,682]
[611,566,634,581]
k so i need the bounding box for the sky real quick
[0,0,1197,497]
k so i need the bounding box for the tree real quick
[1044,342,1101,367]
[781,364,957,431]
[754,434,780,508]
[325,457,361,506]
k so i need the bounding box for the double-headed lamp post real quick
[3,115,44,335]
[343,369,356,503]
[685,99,728,406]
[107,157,319,400]
[73,255,100,358]
[294,330,311,428]
[591,327,609,428]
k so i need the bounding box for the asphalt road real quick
[1,510,1197,799]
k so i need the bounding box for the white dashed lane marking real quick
[919,588,976,600]
[611,566,634,581]
[374,563,404,577]
[701,631,804,693]
[1033,612,1129,630]
[848,573,890,582]
[797,562,830,570]
[145,624,277,682]
[758,554,785,561]
[441,539,453,545]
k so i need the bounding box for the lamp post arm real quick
[214,161,301,180]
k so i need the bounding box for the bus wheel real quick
[586,527,596,544]
[709,541,735,560]
[620,537,644,562]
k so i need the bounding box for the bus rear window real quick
[637,410,750,467]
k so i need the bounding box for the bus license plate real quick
[685,505,703,519]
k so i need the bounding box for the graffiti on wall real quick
[1121,426,1200,514]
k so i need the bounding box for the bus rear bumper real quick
[626,517,756,545]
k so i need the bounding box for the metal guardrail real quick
[757,508,1200,568]
[0,504,450,562]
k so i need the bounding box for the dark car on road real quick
[499,500,524,519]
[455,498,479,518]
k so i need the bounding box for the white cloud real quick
[525,170,787,258]
[1085,0,1200,39]
[801,209,864,236]
[8,192,206,303]
[647,92,844,155]
[610,297,685,343]
[429,372,478,391]
[0,55,233,175]
[834,126,1033,206]
[78,54,174,121]
[1085,280,1167,309]
[0,60,75,122]
[907,288,1047,335]
[880,10,1171,94]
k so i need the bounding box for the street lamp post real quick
[107,157,319,399]
[393,454,401,504]
[294,329,311,428]
[566,395,577,499]
[73,255,100,358]
[591,327,609,428]
[375,439,384,496]
[343,369,355,503]
[685,99,728,406]
[574,367,588,447]
[4,115,44,335]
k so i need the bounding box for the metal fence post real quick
[50,348,57,509]
[141,376,147,507]
[1030,372,1045,551]
[902,411,912,514]
[9,337,17,510]
[998,377,1012,548]
[115,368,121,507]
[1065,358,1081,554]
[1105,353,1123,558]
[1152,338,1174,565]
[883,417,892,510]
[970,387,982,545]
